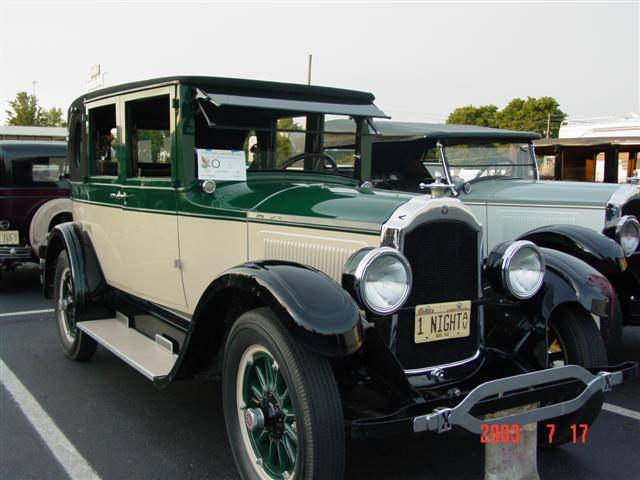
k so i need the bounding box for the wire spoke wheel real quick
[237,345,298,479]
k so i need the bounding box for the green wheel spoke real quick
[276,440,286,469]
[283,435,297,464]
[264,356,275,388]
[255,365,268,392]
[250,384,263,403]
[284,423,297,444]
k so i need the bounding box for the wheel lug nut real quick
[272,361,279,371]
[256,459,263,467]
[247,355,254,366]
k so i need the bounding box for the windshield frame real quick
[438,140,539,190]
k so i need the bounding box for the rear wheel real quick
[223,307,345,480]
[54,250,97,361]
[540,305,607,447]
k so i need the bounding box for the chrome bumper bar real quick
[413,364,624,434]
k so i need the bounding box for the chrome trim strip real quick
[469,201,603,210]
[247,211,380,233]
[404,349,481,376]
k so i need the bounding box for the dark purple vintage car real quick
[0,140,71,279]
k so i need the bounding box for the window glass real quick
[194,104,359,178]
[89,104,117,176]
[0,156,68,187]
[444,143,535,183]
[126,95,171,178]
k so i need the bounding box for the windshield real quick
[443,143,536,183]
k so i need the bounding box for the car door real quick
[119,86,187,309]
[75,97,128,289]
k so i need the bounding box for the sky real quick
[1,1,638,125]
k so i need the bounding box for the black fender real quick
[518,224,626,278]
[519,223,639,324]
[176,260,364,378]
[485,247,621,366]
[41,222,110,321]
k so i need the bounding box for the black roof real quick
[325,119,540,142]
[71,76,377,110]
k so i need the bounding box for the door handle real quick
[109,191,126,200]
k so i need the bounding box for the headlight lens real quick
[616,215,640,257]
[355,247,412,315]
[502,241,545,299]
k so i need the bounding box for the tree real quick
[446,104,499,127]
[446,96,567,137]
[496,97,566,138]
[5,91,40,126]
[5,91,67,127]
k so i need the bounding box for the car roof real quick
[71,75,377,109]
[325,119,540,142]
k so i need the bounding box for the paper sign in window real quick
[197,149,247,181]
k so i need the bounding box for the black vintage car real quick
[0,140,71,281]
[42,76,635,479]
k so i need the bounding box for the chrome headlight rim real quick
[615,215,640,257]
[353,246,413,316]
[500,240,545,300]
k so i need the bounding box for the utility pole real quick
[307,54,312,85]
[32,80,37,97]
[545,113,551,138]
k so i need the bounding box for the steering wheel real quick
[279,152,338,172]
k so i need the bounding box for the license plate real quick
[0,230,19,245]
[415,300,471,344]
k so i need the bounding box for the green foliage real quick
[447,96,567,137]
[5,91,67,127]
[496,97,566,138]
[447,105,498,127]
[275,118,303,159]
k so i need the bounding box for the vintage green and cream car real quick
[41,77,635,480]
[325,120,640,351]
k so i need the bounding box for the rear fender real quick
[41,222,110,320]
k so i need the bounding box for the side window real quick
[126,95,171,178]
[88,104,117,176]
[1,156,67,187]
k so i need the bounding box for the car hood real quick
[185,174,416,233]
[460,179,625,208]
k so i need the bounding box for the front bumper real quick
[0,245,33,263]
[351,362,636,439]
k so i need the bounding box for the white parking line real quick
[0,359,101,480]
[0,308,54,318]
[603,403,640,421]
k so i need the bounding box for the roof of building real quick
[0,125,67,137]
[534,136,640,148]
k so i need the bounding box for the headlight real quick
[615,215,640,257]
[344,247,412,315]
[501,241,545,299]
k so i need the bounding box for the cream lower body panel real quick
[74,201,187,310]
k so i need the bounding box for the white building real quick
[559,114,640,138]
[0,125,67,141]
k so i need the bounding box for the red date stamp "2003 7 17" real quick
[480,423,589,444]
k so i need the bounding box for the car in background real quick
[0,140,71,281]
[323,120,640,352]
[40,76,635,480]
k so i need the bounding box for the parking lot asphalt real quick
[1,264,639,480]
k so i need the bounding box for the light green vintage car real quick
[39,77,635,480]
[325,120,640,346]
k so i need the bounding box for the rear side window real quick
[126,95,171,178]
[0,156,68,187]
[88,103,117,177]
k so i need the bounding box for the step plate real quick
[78,319,177,380]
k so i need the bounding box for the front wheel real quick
[54,250,97,361]
[223,307,345,480]
[540,305,607,447]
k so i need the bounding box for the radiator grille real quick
[393,220,481,370]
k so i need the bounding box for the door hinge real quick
[172,98,180,110]
[174,259,182,269]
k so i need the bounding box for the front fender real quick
[191,260,364,358]
[41,222,109,320]
[519,224,626,278]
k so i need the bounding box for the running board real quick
[78,317,178,380]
